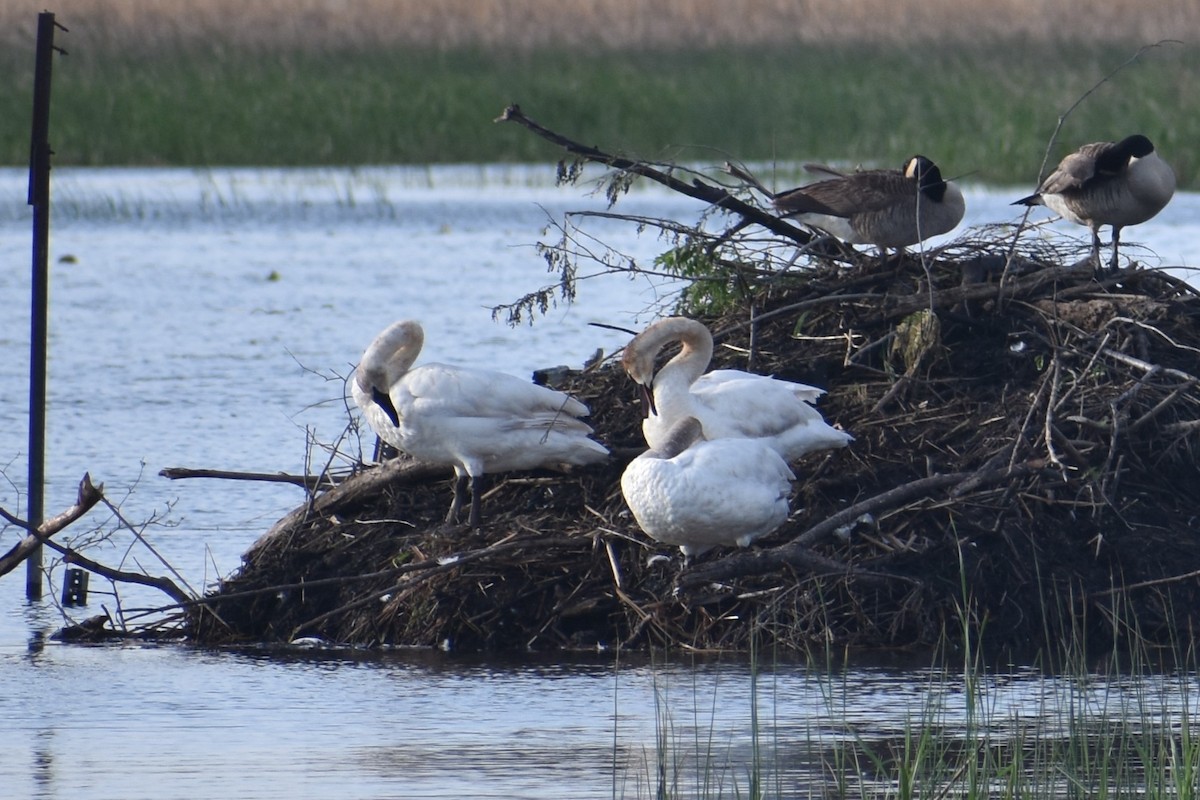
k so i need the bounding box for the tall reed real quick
[623,566,1200,800]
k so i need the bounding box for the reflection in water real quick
[0,167,1199,798]
[32,729,54,799]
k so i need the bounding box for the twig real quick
[1033,41,1180,187]
[1044,351,1064,467]
[43,539,192,606]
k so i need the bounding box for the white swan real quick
[620,416,795,558]
[1013,134,1175,274]
[621,316,852,461]
[352,320,609,527]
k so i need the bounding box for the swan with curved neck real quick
[352,320,609,528]
[621,317,852,461]
[620,415,795,558]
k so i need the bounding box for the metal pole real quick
[26,12,61,601]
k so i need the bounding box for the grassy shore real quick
[0,2,1196,186]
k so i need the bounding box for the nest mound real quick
[193,244,1200,656]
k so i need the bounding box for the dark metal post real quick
[26,12,61,601]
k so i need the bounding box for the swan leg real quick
[446,474,470,523]
[467,476,483,529]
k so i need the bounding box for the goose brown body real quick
[1014,134,1175,273]
[772,155,965,252]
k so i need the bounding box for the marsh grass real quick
[0,3,1196,182]
[628,583,1200,800]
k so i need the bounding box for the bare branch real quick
[0,474,104,577]
[495,103,814,245]
[159,466,341,489]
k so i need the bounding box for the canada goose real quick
[621,317,852,462]
[1013,134,1175,274]
[620,416,795,558]
[352,320,609,528]
[772,155,965,259]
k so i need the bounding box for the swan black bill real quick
[639,383,657,418]
[371,386,401,428]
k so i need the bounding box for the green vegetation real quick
[629,589,1200,800]
[2,39,1196,186]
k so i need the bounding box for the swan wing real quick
[692,373,834,439]
[697,369,826,404]
[395,363,590,422]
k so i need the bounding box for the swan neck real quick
[662,321,712,385]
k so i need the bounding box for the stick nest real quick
[191,231,1200,657]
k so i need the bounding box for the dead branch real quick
[0,474,103,577]
[43,538,192,606]
[495,103,815,245]
[679,460,1048,589]
[158,466,341,489]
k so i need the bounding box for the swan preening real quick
[620,416,795,558]
[1014,134,1175,274]
[771,155,966,258]
[621,316,852,462]
[352,320,609,528]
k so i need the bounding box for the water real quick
[1,165,1199,799]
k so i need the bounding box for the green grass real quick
[622,555,1200,800]
[2,39,1196,186]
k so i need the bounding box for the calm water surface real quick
[1,166,1199,799]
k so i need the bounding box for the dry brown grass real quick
[3,0,1198,53]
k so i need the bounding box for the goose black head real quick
[1097,134,1156,174]
[905,155,948,200]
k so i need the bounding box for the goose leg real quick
[446,474,470,523]
[1090,229,1105,279]
[1108,227,1122,274]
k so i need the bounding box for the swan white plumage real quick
[620,416,795,558]
[351,320,609,527]
[621,317,852,461]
